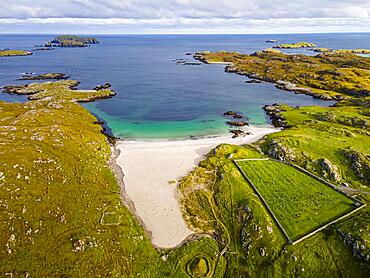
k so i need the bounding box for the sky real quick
[0,0,369,34]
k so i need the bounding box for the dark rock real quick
[245,79,262,84]
[263,104,286,127]
[225,65,238,73]
[2,85,27,94]
[226,121,248,127]
[223,111,243,119]
[94,82,112,91]
[229,129,251,138]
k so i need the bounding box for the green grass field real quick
[235,159,357,241]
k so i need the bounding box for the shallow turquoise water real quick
[1,33,369,139]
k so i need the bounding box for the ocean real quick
[1,33,369,139]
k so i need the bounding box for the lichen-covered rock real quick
[342,149,370,182]
[318,158,341,182]
[265,139,296,161]
[337,229,369,263]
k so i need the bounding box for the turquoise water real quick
[1,34,369,139]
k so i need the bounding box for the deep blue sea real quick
[1,33,369,139]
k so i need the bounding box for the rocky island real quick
[273,41,317,49]
[0,49,32,57]
[45,35,99,47]
[20,72,69,80]
[2,80,115,101]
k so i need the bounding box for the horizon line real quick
[0,31,369,36]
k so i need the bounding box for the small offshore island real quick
[1,37,370,277]
[0,49,32,57]
[45,35,99,47]
[273,41,317,49]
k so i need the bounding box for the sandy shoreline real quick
[115,125,280,248]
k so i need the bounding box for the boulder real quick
[319,158,341,181]
[265,139,296,161]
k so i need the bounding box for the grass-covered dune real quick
[0,50,32,57]
[0,81,226,277]
[195,50,370,100]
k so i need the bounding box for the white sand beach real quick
[115,125,279,248]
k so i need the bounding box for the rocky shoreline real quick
[263,104,287,128]
[194,52,344,101]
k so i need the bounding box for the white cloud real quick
[0,0,369,33]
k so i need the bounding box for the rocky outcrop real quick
[20,73,68,80]
[193,52,209,63]
[265,139,296,161]
[318,158,341,182]
[223,111,243,119]
[225,65,238,73]
[275,80,336,100]
[238,204,263,256]
[342,149,370,182]
[245,79,262,84]
[337,229,369,263]
[94,82,112,91]
[226,121,248,127]
[2,85,38,95]
[229,129,251,138]
[263,104,286,127]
